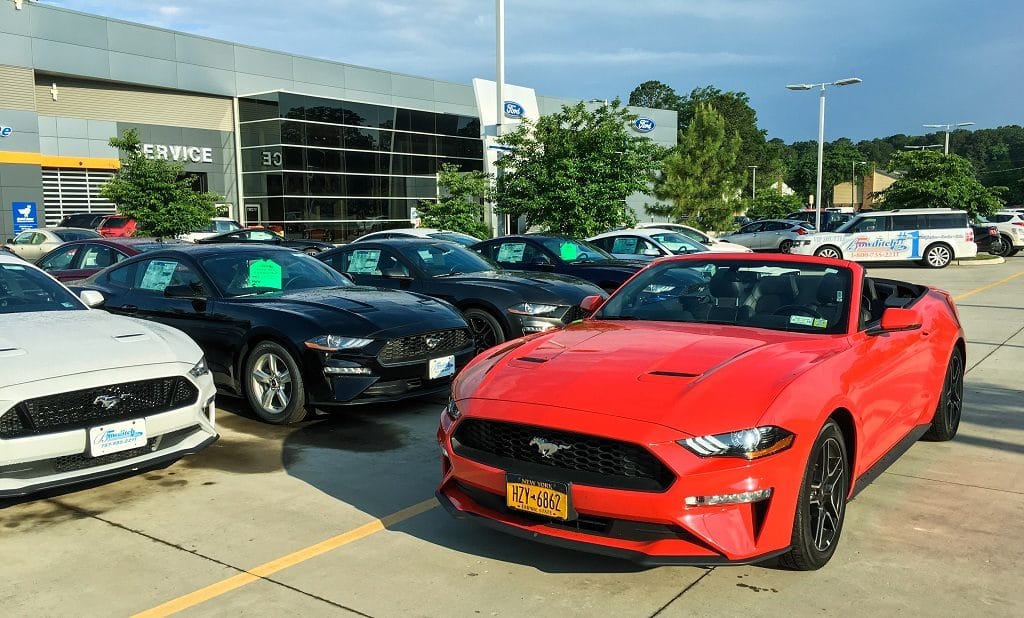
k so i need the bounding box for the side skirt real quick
[850,423,930,499]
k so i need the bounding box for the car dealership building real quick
[0,2,676,242]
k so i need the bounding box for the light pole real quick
[747,165,758,199]
[851,161,866,209]
[786,77,862,231]
[922,122,974,155]
[495,0,511,235]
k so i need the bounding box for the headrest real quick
[817,273,845,304]
[755,275,798,298]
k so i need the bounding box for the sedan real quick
[472,235,645,293]
[318,239,606,353]
[73,245,474,424]
[637,222,753,253]
[589,228,750,260]
[35,238,182,282]
[355,228,482,247]
[4,227,102,262]
[438,254,963,569]
[719,219,810,252]
[196,227,336,255]
[0,252,217,498]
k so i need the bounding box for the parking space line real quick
[953,271,1024,302]
[133,498,438,617]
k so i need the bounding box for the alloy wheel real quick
[807,437,846,552]
[926,245,952,267]
[466,313,501,354]
[945,351,964,429]
[250,352,293,413]
[816,247,842,260]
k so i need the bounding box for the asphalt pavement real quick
[1,257,1022,617]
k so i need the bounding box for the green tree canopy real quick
[100,129,220,237]
[742,192,806,220]
[875,150,1003,219]
[627,80,683,113]
[418,163,491,239]
[651,104,743,230]
[494,101,664,238]
[784,140,868,207]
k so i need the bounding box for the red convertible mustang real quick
[437,254,964,570]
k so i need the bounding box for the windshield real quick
[427,232,480,247]
[200,251,352,297]
[0,263,85,313]
[395,243,495,276]
[648,232,708,254]
[674,227,710,244]
[54,229,102,241]
[539,238,615,263]
[595,259,852,334]
[101,217,129,229]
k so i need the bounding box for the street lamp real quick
[851,161,866,209]
[748,165,758,199]
[786,77,862,231]
[922,122,974,155]
[495,0,510,235]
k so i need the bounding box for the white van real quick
[790,208,977,268]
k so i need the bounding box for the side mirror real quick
[642,248,661,257]
[164,284,206,299]
[79,290,105,308]
[579,294,604,314]
[529,255,552,266]
[381,266,412,279]
[869,307,922,335]
[5,238,12,244]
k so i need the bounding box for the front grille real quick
[378,328,471,365]
[52,439,158,473]
[0,377,199,439]
[452,419,675,492]
[561,304,590,324]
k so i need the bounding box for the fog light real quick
[324,366,372,375]
[685,488,772,507]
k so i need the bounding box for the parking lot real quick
[2,258,1023,617]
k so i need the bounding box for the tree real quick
[678,86,767,178]
[651,104,743,230]
[494,101,664,238]
[101,129,220,237]
[743,192,805,220]
[784,140,868,207]
[418,163,492,238]
[627,80,683,114]
[875,150,1003,219]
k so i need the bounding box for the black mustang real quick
[471,235,645,293]
[73,245,473,424]
[196,227,336,255]
[318,239,607,352]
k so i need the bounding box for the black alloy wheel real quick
[779,239,794,253]
[988,236,1011,257]
[922,348,964,441]
[463,308,505,355]
[779,420,849,570]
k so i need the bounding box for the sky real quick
[47,0,1024,143]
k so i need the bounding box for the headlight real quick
[304,335,373,351]
[678,426,794,460]
[188,356,210,377]
[507,302,564,316]
[443,396,462,420]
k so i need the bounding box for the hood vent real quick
[647,370,700,378]
[113,333,151,342]
[0,347,26,358]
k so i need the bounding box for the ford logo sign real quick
[633,117,656,133]
[503,101,525,119]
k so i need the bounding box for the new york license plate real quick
[506,474,574,521]
[428,354,456,380]
[89,419,147,457]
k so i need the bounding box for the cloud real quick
[514,49,786,68]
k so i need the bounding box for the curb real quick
[955,256,1005,266]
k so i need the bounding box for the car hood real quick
[233,286,466,338]
[0,310,201,388]
[441,270,605,302]
[458,321,846,436]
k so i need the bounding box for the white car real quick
[588,228,751,260]
[637,222,753,253]
[354,228,482,247]
[4,227,103,262]
[178,217,243,243]
[0,253,217,497]
[978,211,1024,257]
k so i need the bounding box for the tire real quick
[922,243,953,268]
[778,419,849,571]
[922,348,964,441]
[303,247,320,256]
[989,236,1012,257]
[779,239,794,253]
[1007,248,1020,257]
[243,341,308,424]
[814,245,843,260]
[463,308,506,355]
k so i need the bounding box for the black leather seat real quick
[741,275,799,319]
[707,269,744,322]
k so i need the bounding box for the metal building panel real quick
[235,46,294,81]
[107,21,175,60]
[174,34,235,71]
[109,51,179,90]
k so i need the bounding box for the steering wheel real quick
[283,276,316,290]
[772,305,824,319]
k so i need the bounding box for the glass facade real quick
[238,92,483,242]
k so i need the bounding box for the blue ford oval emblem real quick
[503,101,525,119]
[633,117,656,133]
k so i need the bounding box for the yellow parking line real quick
[133,498,438,617]
[953,270,1024,301]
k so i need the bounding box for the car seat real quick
[741,275,799,319]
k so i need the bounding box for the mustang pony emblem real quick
[93,395,126,410]
[529,437,572,458]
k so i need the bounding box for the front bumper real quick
[437,400,807,564]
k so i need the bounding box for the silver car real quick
[4,227,102,262]
[719,219,811,253]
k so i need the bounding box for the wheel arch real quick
[827,407,858,495]
[455,300,513,338]
[234,328,309,393]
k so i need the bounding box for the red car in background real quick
[438,254,964,570]
[97,215,137,237]
[35,237,178,281]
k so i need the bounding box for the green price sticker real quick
[559,242,578,261]
[248,259,282,289]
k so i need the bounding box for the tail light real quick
[1013,222,1024,227]
[795,227,808,235]
[987,226,998,236]
[966,228,974,242]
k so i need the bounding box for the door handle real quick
[120,304,138,315]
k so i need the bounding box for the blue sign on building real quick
[503,101,525,119]
[632,117,656,133]
[0,126,13,137]
[12,202,38,233]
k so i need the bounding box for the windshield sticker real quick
[0,265,25,271]
[559,242,579,261]
[496,243,526,263]
[825,268,838,274]
[836,290,844,302]
[812,318,829,328]
[248,259,283,289]
[789,315,815,326]
[348,250,381,274]
[139,260,178,291]
[611,238,638,254]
